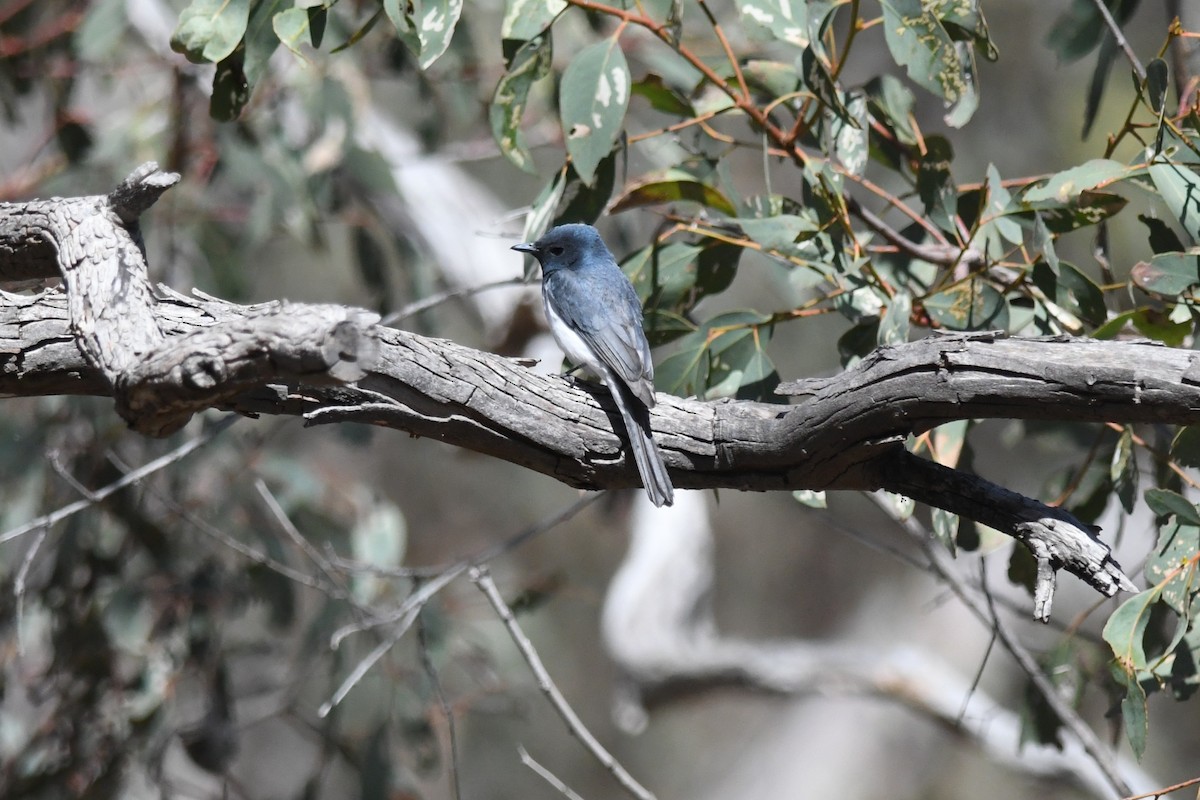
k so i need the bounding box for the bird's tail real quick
[608,377,674,507]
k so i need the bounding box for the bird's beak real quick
[511,242,538,255]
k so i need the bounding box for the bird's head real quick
[511,223,609,274]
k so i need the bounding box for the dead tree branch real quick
[4,164,1193,617]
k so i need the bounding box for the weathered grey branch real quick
[6,165,1197,615]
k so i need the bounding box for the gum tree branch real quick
[5,164,1196,618]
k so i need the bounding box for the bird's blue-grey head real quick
[511,224,612,274]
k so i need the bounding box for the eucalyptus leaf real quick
[561,38,631,186]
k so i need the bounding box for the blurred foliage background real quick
[1,0,1200,797]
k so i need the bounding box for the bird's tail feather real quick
[608,378,674,507]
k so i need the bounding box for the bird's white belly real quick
[544,299,604,377]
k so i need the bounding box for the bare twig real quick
[380,276,528,327]
[14,525,49,655]
[1121,774,1200,800]
[327,492,603,579]
[255,477,349,595]
[0,414,237,545]
[867,491,1133,797]
[1090,0,1147,82]
[471,565,655,800]
[418,611,463,800]
[518,745,588,800]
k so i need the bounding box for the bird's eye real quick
[549,245,565,256]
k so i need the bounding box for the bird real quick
[512,223,674,507]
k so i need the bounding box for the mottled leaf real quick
[561,38,630,186]
[879,0,974,125]
[738,0,810,48]
[502,0,566,42]
[1145,521,1199,614]
[413,0,464,69]
[490,35,551,173]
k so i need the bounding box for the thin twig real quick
[1121,774,1200,800]
[418,611,463,800]
[318,493,604,716]
[0,415,238,545]
[470,565,655,800]
[518,745,588,800]
[328,492,604,579]
[380,276,529,327]
[1090,0,1146,82]
[867,491,1134,797]
[254,478,350,594]
[14,525,49,655]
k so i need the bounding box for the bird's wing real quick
[545,268,656,405]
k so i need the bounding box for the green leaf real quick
[1130,307,1192,346]
[1111,426,1138,513]
[1131,251,1199,297]
[1171,426,1200,469]
[610,173,737,215]
[1145,57,1169,114]
[828,90,868,177]
[802,46,850,120]
[632,74,695,117]
[272,7,312,57]
[243,0,287,88]
[1139,213,1187,254]
[655,311,776,399]
[623,239,740,314]
[1033,190,1128,234]
[1032,261,1107,327]
[865,74,918,146]
[877,290,911,345]
[501,0,566,42]
[561,38,631,186]
[1104,589,1161,671]
[1023,158,1131,203]
[1148,162,1200,243]
[490,35,552,173]
[738,0,810,48]
[977,164,1022,258]
[923,278,1008,330]
[1121,676,1149,760]
[171,0,250,64]
[1145,489,1200,527]
[917,135,957,232]
[743,60,801,100]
